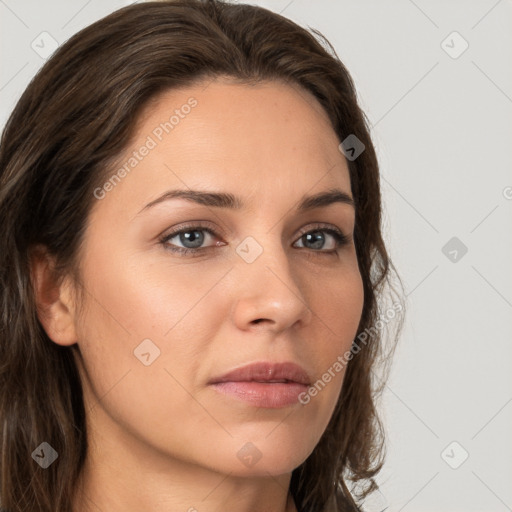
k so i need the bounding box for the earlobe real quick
[29,244,78,346]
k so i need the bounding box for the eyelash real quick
[158,222,351,257]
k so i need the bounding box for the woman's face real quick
[70,78,364,477]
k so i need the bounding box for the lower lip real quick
[210,381,309,408]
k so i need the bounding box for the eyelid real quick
[159,220,349,239]
[159,221,223,243]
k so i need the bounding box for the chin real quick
[225,457,306,478]
[214,433,315,477]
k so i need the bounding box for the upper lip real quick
[208,361,311,386]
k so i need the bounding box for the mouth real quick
[208,361,311,409]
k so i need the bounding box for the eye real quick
[159,223,222,256]
[293,226,350,253]
[159,222,350,256]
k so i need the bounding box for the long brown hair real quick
[0,1,404,510]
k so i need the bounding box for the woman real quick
[0,1,404,511]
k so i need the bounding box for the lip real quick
[208,361,311,409]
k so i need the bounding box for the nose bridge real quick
[235,230,292,283]
[231,230,312,328]
[233,213,301,284]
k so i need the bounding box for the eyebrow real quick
[137,187,355,215]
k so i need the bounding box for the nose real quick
[230,235,314,334]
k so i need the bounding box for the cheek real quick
[73,252,229,443]
[300,265,364,406]
[313,264,365,350]
[73,285,223,465]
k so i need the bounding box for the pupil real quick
[305,231,324,249]
[181,230,204,248]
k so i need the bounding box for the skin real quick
[32,77,364,512]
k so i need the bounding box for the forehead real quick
[94,78,352,217]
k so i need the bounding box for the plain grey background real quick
[1,1,511,511]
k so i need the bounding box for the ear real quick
[29,244,78,346]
